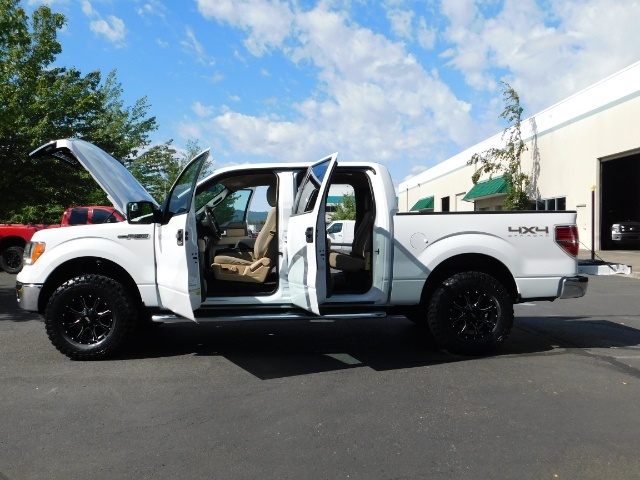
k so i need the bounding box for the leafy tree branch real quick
[468,82,532,210]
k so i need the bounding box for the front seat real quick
[329,209,373,272]
[211,185,277,283]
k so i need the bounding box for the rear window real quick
[68,208,89,225]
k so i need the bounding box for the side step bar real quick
[151,309,388,324]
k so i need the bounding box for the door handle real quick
[305,227,314,243]
[176,229,184,246]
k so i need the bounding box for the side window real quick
[293,159,331,215]
[219,189,252,225]
[91,208,112,224]
[164,151,208,222]
[328,223,342,233]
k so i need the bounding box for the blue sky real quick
[25,0,640,189]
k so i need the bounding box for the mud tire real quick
[45,275,137,360]
[427,271,513,355]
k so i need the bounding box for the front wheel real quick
[427,271,513,355]
[45,275,137,360]
[1,246,24,274]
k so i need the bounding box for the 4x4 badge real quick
[508,227,549,235]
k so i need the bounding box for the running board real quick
[151,309,388,324]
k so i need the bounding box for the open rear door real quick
[155,151,209,320]
[287,153,338,314]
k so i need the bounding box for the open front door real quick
[287,153,338,314]
[155,151,209,320]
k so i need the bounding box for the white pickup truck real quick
[16,139,587,360]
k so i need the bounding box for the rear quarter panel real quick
[391,211,579,303]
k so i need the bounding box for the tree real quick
[468,82,532,210]
[330,194,356,221]
[0,0,157,223]
[129,141,182,203]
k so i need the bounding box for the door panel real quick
[287,154,338,314]
[156,151,209,320]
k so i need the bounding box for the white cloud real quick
[186,3,476,165]
[81,0,96,17]
[137,0,168,19]
[81,1,127,48]
[186,0,640,172]
[178,122,203,140]
[387,9,414,40]
[441,0,640,112]
[89,16,127,47]
[196,0,295,56]
[180,26,214,65]
[192,102,215,117]
[416,16,436,50]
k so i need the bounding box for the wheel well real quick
[0,236,27,252]
[419,253,518,306]
[38,257,142,313]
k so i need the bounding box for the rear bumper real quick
[559,275,588,299]
[16,282,42,312]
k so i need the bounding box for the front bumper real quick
[16,282,43,312]
[559,275,588,299]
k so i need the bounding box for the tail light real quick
[555,225,579,257]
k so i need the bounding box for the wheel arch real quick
[418,253,518,307]
[0,235,27,251]
[38,257,143,313]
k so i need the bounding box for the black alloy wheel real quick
[1,246,24,274]
[427,271,513,355]
[45,275,137,360]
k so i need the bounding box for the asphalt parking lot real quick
[2,269,640,480]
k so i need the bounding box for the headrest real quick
[266,184,277,207]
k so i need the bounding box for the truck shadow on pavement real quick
[3,275,640,379]
[119,315,640,379]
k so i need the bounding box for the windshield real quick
[195,185,254,225]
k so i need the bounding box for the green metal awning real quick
[463,177,509,202]
[410,196,434,211]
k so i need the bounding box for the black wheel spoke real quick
[428,272,514,355]
[59,292,115,346]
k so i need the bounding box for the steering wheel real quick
[204,205,222,240]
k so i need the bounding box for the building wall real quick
[398,61,640,250]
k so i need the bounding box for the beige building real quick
[398,61,640,251]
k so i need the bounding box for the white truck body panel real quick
[327,220,355,253]
[17,139,587,360]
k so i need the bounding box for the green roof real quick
[410,196,434,211]
[463,177,509,201]
[327,195,354,204]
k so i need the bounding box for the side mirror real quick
[127,201,162,224]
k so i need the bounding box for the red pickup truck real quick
[0,206,123,273]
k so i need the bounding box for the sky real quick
[24,0,640,190]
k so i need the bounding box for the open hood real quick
[30,139,158,216]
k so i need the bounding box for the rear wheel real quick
[45,275,137,360]
[1,246,24,274]
[427,271,513,355]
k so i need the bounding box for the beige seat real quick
[329,210,373,272]
[211,185,277,283]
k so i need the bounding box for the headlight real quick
[23,241,46,266]
[612,225,620,233]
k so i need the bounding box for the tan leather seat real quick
[211,185,277,283]
[329,210,373,272]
